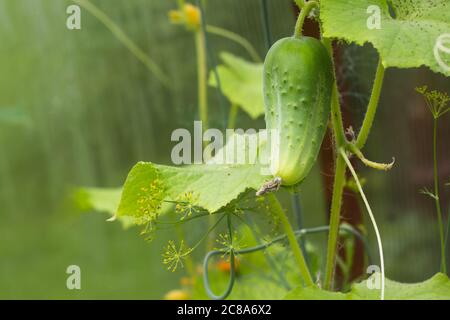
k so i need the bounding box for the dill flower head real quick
[416,85,450,119]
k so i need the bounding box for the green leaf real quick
[320,0,450,75]
[350,272,450,300]
[117,131,270,221]
[209,52,264,119]
[284,273,450,300]
[73,187,135,229]
[117,162,266,219]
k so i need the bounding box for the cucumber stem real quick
[322,38,347,146]
[294,0,306,9]
[267,194,314,286]
[323,154,346,290]
[322,38,347,147]
[293,1,318,38]
[321,36,350,290]
[356,60,385,149]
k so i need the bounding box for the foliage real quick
[117,162,266,220]
[209,52,264,119]
[284,273,450,300]
[320,0,450,75]
[73,187,134,229]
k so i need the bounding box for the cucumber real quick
[264,36,333,186]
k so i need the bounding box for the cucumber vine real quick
[291,0,394,294]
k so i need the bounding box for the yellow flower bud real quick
[184,4,201,30]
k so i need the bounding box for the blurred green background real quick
[0,0,449,299]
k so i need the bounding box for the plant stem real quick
[175,226,195,278]
[323,154,346,290]
[203,214,236,300]
[227,103,238,129]
[267,194,314,286]
[260,0,272,49]
[340,148,385,300]
[293,1,318,38]
[322,38,347,146]
[321,36,348,290]
[71,0,170,87]
[433,118,447,274]
[195,29,208,130]
[194,15,213,248]
[356,59,385,149]
[206,25,262,62]
[292,192,309,266]
[445,206,450,272]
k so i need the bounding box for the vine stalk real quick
[322,36,385,289]
[267,194,314,286]
[356,59,385,149]
[323,155,346,289]
[433,117,447,274]
[293,1,318,38]
[195,29,209,130]
[322,36,347,290]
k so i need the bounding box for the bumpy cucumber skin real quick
[264,36,333,186]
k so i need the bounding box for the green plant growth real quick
[416,86,450,275]
[77,0,450,300]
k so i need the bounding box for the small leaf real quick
[73,187,135,229]
[320,0,450,76]
[209,52,264,119]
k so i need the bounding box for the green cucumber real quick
[263,36,333,186]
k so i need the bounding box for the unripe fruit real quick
[263,36,333,185]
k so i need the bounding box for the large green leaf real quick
[320,0,450,75]
[117,131,270,220]
[117,161,266,219]
[284,273,450,300]
[209,52,264,119]
[351,272,450,300]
